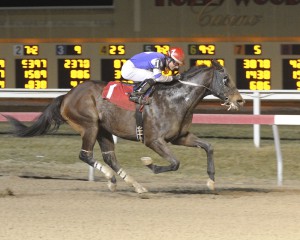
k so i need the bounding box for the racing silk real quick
[121,52,173,82]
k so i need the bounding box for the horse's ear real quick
[211,59,223,70]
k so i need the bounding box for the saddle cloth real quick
[102,81,136,111]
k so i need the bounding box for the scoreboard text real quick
[1,42,300,90]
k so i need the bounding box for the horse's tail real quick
[5,94,66,137]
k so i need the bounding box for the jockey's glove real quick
[172,74,183,81]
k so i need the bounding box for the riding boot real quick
[129,78,156,104]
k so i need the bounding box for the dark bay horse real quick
[6,60,244,193]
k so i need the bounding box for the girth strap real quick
[135,104,144,143]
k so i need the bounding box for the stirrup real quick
[129,95,151,105]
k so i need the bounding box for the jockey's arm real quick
[152,58,173,82]
[153,68,173,82]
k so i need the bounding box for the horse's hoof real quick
[134,184,148,194]
[207,178,215,191]
[107,181,117,192]
[141,157,153,166]
[138,192,151,199]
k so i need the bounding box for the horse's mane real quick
[181,64,210,79]
[156,64,210,90]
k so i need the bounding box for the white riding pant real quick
[121,60,155,82]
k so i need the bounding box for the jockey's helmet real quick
[167,47,185,66]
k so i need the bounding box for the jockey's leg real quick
[129,78,156,104]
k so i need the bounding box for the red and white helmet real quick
[167,47,185,65]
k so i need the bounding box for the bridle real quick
[178,69,227,97]
[178,66,239,111]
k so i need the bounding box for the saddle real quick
[102,81,136,111]
[102,81,154,111]
[102,81,154,143]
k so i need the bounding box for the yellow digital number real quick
[22,59,47,68]
[154,45,169,54]
[0,59,5,68]
[70,70,90,79]
[243,59,256,69]
[195,59,224,67]
[64,59,89,69]
[40,59,47,68]
[109,45,117,55]
[199,45,215,55]
[0,69,5,78]
[25,80,47,89]
[246,70,270,80]
[64,59,72,68]
[0,80,5,88]
[114,70,122,79]
[113,59,127,69]
[253,45,262,55]
[24,70,47,79]
[109,45,125,55]
[74,45,82,54]
[24,45,39,55]
[292,70,300,80]
[249,81,271,90]
[289,59,300,69]
[70,80,83,87]
[195,60,212,66]
[80,59,90,68]
[297,81,300,90]
[243,59,270,69]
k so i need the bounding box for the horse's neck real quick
[157,81,208,112]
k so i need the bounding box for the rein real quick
[178,79,210,90]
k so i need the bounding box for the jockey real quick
[121,47,185,104]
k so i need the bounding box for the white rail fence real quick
[1,88,300,147]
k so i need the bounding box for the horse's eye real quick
[223,76,228,85]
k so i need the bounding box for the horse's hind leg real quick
[64,116,115,186]
[96,129,148,194]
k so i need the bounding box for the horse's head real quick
[209,60,245,111]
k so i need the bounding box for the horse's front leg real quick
[144,138,181,173]
[171,132,215,190]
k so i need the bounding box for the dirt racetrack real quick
[1,171,300,240]
[1,123,300,240]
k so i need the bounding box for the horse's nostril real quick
[237,99,245,105]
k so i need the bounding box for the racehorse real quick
[5,60,244,194]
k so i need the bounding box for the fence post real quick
[253,91,261,148]
[272,124,283,186]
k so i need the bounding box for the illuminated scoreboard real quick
[235,44,271,90]
[143,44,170,54]
[188,44,224,68]
[56,45,82,55]
[58,58,91,88]
[0,41,300,90]
[15,59,48,89]
[281,44,300,90]
[101,58,127,82]
[0,59,5,88]
[99,44,127,82]
[14,45,39,56]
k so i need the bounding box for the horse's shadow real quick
[17,175,281,198]
[148,187,273,196]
